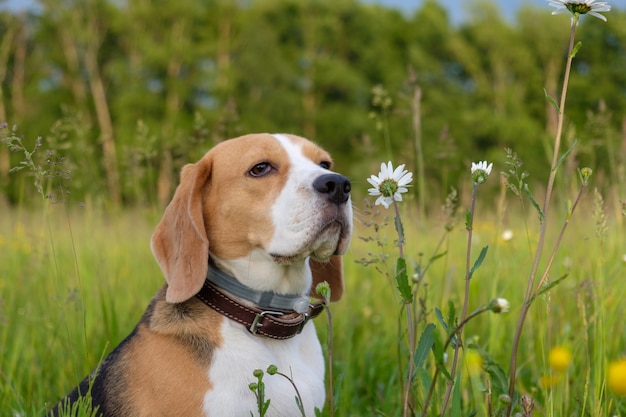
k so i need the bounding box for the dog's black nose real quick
[313,174,351,204]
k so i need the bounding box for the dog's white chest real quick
[203,321,326,417]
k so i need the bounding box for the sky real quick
[366,0,624,23]
[367,0,546,21]
[1,0,624,23]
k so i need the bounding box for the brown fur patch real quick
[310,256,344,301]
[149,288,224,362]
[103,289,222,416]
[122,328,211,416]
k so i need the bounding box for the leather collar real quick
[195,266,325,340]
[206,264,311,313]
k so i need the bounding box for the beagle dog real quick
[49,133,352,417]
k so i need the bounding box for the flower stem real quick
[323,303,335,417]
[394,200,416,417]
[505,16,578,416]
[440,182,479,415]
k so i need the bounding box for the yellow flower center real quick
[379,179,398,198]
[566,2,592,15]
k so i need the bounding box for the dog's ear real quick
[310,256,344,302]
[151,158,212,303]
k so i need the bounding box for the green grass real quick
[1,201,625,416]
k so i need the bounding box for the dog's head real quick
[151,133,352,304]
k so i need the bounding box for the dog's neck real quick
[205,262,311,313]
[209,248,313,298]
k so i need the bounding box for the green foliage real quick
[53,395,100,417]
[1,204,625,415]
[0,125,46,197]
[249,369,271,417]
[0,1,625,206]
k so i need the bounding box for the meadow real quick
[1,191,625,416]
[1,1,626,415]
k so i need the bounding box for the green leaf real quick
[486,361,508,398]
[555,139,577,171]
[435,308,448,332]
[435,306,457,347]
[447,301,457,332]
[531,273,569,302]
[469,344,508,397]
[570,41,582,59]
[295,396,304,414]
[465,210,472,230]
[414,323,435,369]
[429,250,448,263]
[469,246,489,279]
[543,88,560,113]
[523,184,545,222]
[395,257,413,303]
[394,215,405,245]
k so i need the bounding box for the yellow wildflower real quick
[548,346,572,373]
[607,359,626,396]
[465,350,483,376]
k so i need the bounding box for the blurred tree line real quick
[0,0,624,210]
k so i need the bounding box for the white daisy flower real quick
[471,160,493,184]
[547,0,611,22]
[367,161,413,209]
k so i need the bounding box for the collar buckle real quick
[249,310,284,335]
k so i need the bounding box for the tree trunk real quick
[409,67,425,224]
[60,25,89,110]
[83,13,121,206]
[157,19,184,207]
[301,9,316,139]
[10,14,26,121]
[0,17,16,197]
[216,15,231,94]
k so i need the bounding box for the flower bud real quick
[488,298,510,314]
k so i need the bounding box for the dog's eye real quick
[319,161,331,170]
[249,162,272,177]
